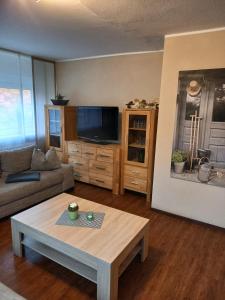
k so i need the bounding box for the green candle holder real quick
[68,202,79,221]
[68,210,78,220]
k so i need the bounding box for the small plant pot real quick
[174,161,185,174]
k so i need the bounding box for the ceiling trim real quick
[165,26,225,38]
[57,50,164,62]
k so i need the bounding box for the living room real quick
[0,1,225,299]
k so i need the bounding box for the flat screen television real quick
[77,106,119,144]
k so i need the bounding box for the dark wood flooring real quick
[0,182,225,300]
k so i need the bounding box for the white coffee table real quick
[11,193,149,300]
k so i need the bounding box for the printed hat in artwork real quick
[186,80,201,97]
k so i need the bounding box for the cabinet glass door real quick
[48,109,61,148]
[126,114,149,165]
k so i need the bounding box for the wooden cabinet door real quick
[46,106,63,151]
[123,110,150,168]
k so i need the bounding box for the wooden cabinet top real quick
[67,140,121,150]
[45,104,75,109]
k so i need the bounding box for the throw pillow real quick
[31,148,61,171]
[1,146,34,174]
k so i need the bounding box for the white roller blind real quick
[0,50,35,150]
[20,55,34,90]
[33,59,55,150]
[0,51,20,89]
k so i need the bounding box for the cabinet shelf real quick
[49,134,60,137]
[129,127,146,131]
[128,143,145,149]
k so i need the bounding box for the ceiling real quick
[0,0,225,61]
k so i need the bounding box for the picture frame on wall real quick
[170,68,225,189]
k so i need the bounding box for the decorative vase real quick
[174,162,185,174]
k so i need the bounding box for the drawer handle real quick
[99,154,110,158]
[84,152,94,155]
[95,179,104,183]
[95,166,106,170]
[71,150,79,153]
[131,181,138,185]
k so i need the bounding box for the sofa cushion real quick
[31,148,61,171]
[1,147,33,174]
[0,169,63,206]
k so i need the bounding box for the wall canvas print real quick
[171,68,225,188]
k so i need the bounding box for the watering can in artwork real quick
[198,157,217,183]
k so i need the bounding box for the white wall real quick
[152,29,225,228]
[56,52,163,111]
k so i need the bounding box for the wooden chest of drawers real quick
[66,141,120,194]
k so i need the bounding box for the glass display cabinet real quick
[121,109,158,203]
[45,105,76,161]
[48,108,62,149]
[126,113,149,166]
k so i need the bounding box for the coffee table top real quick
[12,193,149,263]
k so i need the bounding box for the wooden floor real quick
[0,182,225,300]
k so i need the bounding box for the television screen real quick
[77,106,119,143]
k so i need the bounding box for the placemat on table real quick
[56,210,105,229]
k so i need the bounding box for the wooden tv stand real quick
[65,140,121,194]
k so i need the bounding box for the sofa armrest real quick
[59,164,75,191]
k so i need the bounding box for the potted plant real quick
[172,150,187,174]
[51,93,69,106]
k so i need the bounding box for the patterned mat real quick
[56,210,105,229]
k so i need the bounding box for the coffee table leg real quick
[11,220,23,257]
[97,262,118,300]
[141,225,149,262]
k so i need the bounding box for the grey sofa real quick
[0,147,74,219]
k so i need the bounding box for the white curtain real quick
[0,50,35,150]
[33,59,55,150]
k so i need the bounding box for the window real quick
[212,82,225,122]
[0,50,35,150]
